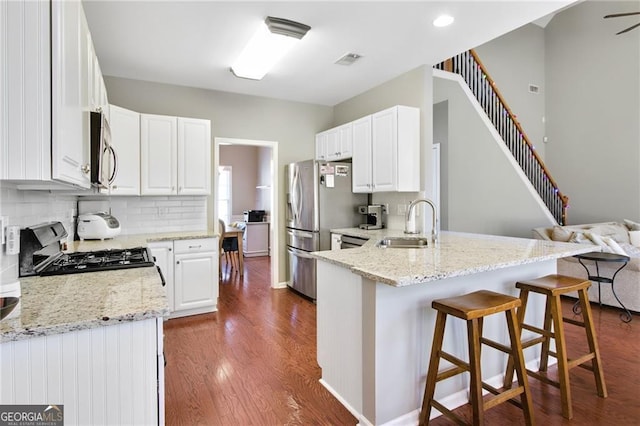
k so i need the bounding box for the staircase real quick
[435,50,568,225]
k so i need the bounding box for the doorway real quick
[213,137,279,289]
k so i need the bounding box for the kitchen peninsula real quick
[312,230,595,425]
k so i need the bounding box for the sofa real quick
[533,221,640,314]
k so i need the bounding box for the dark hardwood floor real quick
[164,257,639,425]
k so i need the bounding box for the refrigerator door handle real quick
[287,229,314,239]
[293,166,303,224]
[287,246,314,259]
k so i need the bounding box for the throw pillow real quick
[620,243,640,258]
[630,230,640,247]
[624,219,640,231]
[551,226,572,242]
[569,231,595,245]
[602,236,628,256]
[584,232,609,251]
[588,223,631,244]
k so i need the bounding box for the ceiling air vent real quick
[528,84,540,94]
[335,53,362,66]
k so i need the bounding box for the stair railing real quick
[435,50,568,225]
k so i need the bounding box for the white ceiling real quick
[83,1,577,106]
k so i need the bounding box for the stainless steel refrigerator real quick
[285,159,367,299]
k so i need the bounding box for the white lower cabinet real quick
[149,238,218,319]
[243,222,270,257]
[0,318,163,426]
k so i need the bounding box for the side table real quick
[573,252,632,323]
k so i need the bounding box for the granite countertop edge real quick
[313,229,597,287]
[0,230,217,343]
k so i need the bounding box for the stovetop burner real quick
[40,247,155,276]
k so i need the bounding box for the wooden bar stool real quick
[419,290,534,426]
[503,274,607,420]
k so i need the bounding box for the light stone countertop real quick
[66,230,217,252]
[0,267,168,343]
[1,231,217,343]
[315,228,597,287]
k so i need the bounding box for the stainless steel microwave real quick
[90,110,117,189]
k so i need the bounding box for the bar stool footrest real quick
[431,400,468,426]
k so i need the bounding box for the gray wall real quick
[434,76,555,237]
[332,65,434,231]
[433,101,449,230]
[475,23,547,160]
[544,1,640,224]
[105,76,333,283]
[219,145,259,217]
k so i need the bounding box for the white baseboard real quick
[375,358,551,425]
[274,280,289,289]
[319,378,362,420]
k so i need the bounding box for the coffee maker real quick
[358,205,383,230]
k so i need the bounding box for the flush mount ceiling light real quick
[433,15,455,27]
[231,16,311,80]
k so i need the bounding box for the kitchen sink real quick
[377,237,429,249]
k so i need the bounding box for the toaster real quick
[77,212,121,240]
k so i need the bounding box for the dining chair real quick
[219,219,240,273]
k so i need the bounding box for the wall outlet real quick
[158,207,168,217]
[382,204,389,214]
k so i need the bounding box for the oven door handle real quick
[156,265,166,287]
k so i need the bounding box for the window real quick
[218,165,232,224]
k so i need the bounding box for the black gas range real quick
[39,247,155,276]
[18,222,155,277]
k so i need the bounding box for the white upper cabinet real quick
[353,106,420,193]
[141,114,211,195]
[51,0,91,188]
[315,132,328,161]
[315,123,352,162]
[177,117,211,195]
[140,114,178,195]
[337,123,353,159]
[1,0,105,189]
[1,0,51,181]
[351,116,373,192]
[107,105,140,195]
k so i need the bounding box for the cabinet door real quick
[325,128,340,160]
[51,0,91,188]
[371,107,398,192]
[1,0,51,180]
[315,132,327,161]
[174,252,217,312]
[108,105,140,195]
[337,123,353,159]
[140,114,177,195]
[148,241,175,313]
[351,116,372,192]
[177,117,211,195]
[244,223,269,257]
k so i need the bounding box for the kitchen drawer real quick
[174,238,217,254]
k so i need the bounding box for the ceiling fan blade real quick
[616,22,640,35]
[604,12,640,18]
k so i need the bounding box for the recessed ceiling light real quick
[231,17,311,80]
[433,15,454,28]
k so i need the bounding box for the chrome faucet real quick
[405,198,438,243]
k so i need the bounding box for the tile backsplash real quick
[0,185,208,284]
[85,195,207,235]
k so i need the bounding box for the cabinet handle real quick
[188,245,201,249]
[176,261,180,265]
[168,248,172,251]
[81,164,91,174]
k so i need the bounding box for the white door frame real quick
[214,137,279,289]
